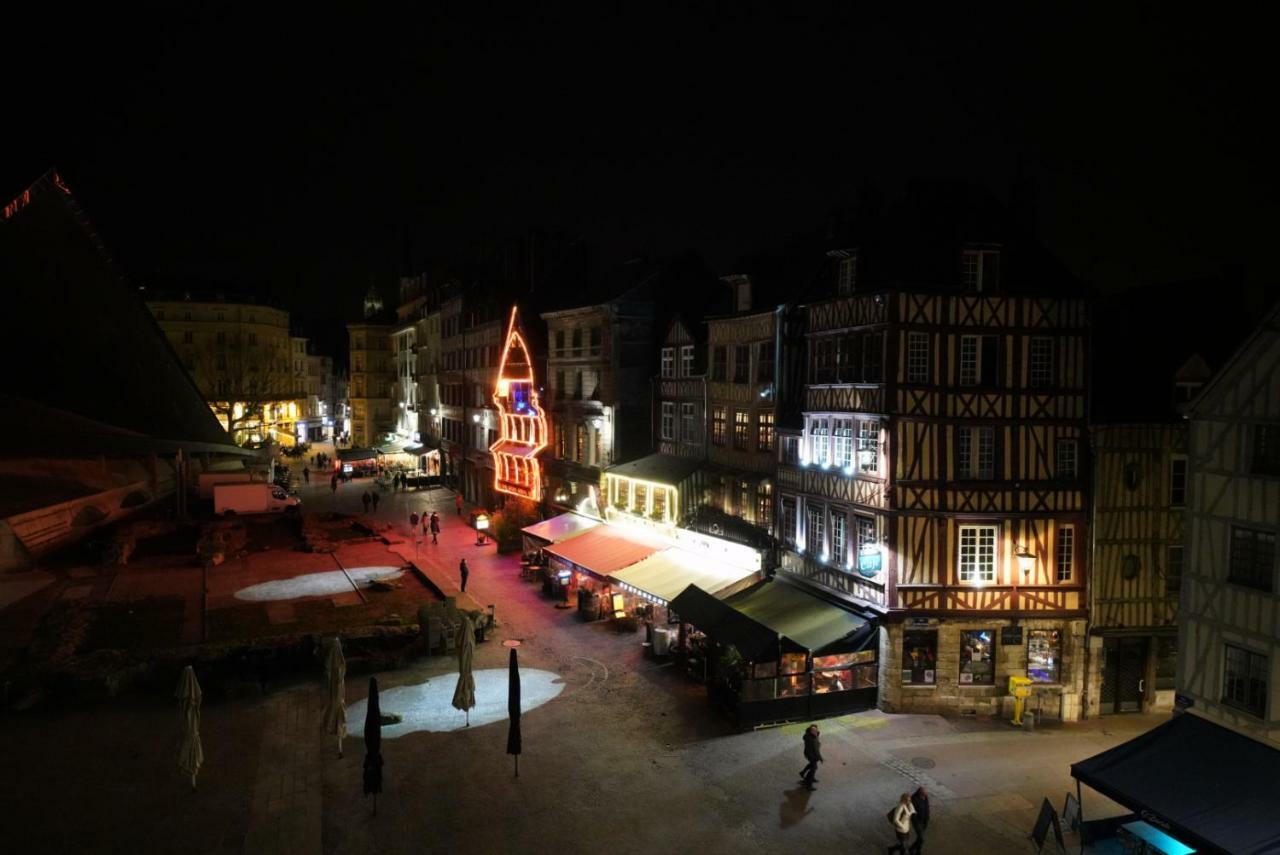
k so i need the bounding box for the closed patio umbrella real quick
[507,648,522,777]
[176,665,203,792]
[452,614,476,726]
[363,677,383,815]
[322,637,347,758]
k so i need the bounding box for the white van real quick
[213,483,302,516]
[198,471,265,499]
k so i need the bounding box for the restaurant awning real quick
[604,452,703,486]
[337,448,378,462]
[1072,712,1280,855]
[611,548,759,605]
[542,525,667,579]
[521,512,601,545]
[670,578,874,661]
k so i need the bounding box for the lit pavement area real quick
[234,566,404,602]
[344,668,566,736]
[0,473,1157,854]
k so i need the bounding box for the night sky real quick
[8,6,1274,357]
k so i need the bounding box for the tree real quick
[188,335,300,444]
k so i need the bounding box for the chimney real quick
[720,274,753,312]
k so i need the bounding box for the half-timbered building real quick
[1180,302,1280,747]
[655,316,706,460]
[777,184,1091,719]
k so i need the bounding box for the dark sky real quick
[8,6,1274,356]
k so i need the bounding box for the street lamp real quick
[472,413,481,423]
[1015,545,1036,580]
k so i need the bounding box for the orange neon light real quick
[490,304,548,501]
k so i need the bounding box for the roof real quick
[337,448,379,461]
[521,512,601,545]
[542,525,667,577]
[604,453,704,486]
[1188,300,1280,417]
[611,548,759,604]
[1072,712,1280,855]
[0,170,242,452]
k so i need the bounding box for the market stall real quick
[540,524,667,621]
[610,546,760,625]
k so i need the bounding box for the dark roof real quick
[1072,712,1280,855]
[604,452,703,486]
[0,170,242,452]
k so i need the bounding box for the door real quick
[1101,637,1148,714]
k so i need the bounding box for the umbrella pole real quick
[515,755,519,778]
[191,773,197,792]
[466,710,470,727]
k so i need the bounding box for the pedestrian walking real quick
[430,512,440,544]
[371,491,380,512]
[410,511,420,530]
[886,793,916,855]
[799,724,822,788]
[330,474,338,494]
[459,558,469,593]
[909,787,930,855]
[303,466,310,484]
[455,492,463,515]
[361,491,371,513]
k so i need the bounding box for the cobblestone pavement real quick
[1,485,1159,853]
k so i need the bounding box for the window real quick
[812,337,837,383]
[857,420,879,473]
[1229,526,1276,592]
[571,329,582,356]
[961,248,1001,292]
[830,511,847,564]
[661,347,675,378]
[959,335,999,386]
[575,424,586,463]
[1253,425,1280,476]
[216,331,226,345]
[959,630,995,685]
[1029,337,1054,388]
[856,515,876,553]
[755,341,774,383]
[733,345,750,383]
[907,332,929,383]
[738,480,752,518]
[958,525,997,583]
[956,427,996,479]
[589,327,601,356]
[555,420,566,458]
[555,330,565,356]
[1056,439,1078,479]
[780,496,797,546]
[680,403,697,442]
[757,482,773,535]
[806,506,825,555]
[711,346,727,381]
[1223,645,1268,718]
[182,331,193,344]
[733,411,749,450]
[781,435,800,465]
[833,419,853,469]
[660,402,674,440]
[902,630,938,685]
[809,418,830,465]
[680,345,694,377]
[1056,525,1074,582]
[593,425,603,465]
[581,370,599,400]
[757,412,775,452]
[1166,545,1184,594]
[837,253,858,295]
[1170,456,1187,506]
[248,333,258,346]
[711,406,727,446]
[1027,629,1061,683]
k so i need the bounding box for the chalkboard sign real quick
[1001,626,1024,645]
[1030,798,1064,853]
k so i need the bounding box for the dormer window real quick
[837,251,859,296]
[961,247,1001,292]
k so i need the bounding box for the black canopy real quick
[1072,712,1280,855]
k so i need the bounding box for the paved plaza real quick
[0,475,1153,854]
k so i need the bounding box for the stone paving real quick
[244,687,323,855]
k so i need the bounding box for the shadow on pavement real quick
[780,785,815,828]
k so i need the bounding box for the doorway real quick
[1100,637,1148,714]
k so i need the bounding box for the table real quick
[1120,821,1196,855]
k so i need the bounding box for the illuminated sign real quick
[489,305,548,501]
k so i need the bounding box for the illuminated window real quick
[961,248,1000,292]
[757,482,773,535]
[833,419,853,468]
[652,486,667,521]
[1029,337,1054,388]
[903,630,937,685]
[757,412,775,452]
[809,418,830,465]
[958,525,997,583]
[959,630,995,685]
[555,420,566,458]
[733,411,749,450]
[680,345,694,377]
[1027,630,1061,683]
[681,403,697,442]
[855,515,875,554]
[830,511,847,563]
[857,420,879,473]
[1056,439,1077,478]
[661,348,675,378]
[806,506,825,555]
[660,402,675,440]
[712,407,726,446]
[780,496,796,546]
[593,424,602,464]
[1056,525,1074,582]
[907,332,929,383]
[739,480,751,518]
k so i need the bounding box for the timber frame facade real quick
[1180,303,1280,747]
[779,288,1091,719]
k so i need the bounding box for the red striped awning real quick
[542,524,667,578]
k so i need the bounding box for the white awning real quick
[610,547,759,606]
[520,512,602,545]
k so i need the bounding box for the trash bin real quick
[1023,711,1036,732]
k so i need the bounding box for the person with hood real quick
[887,793,916,854]
[410,511,420,531]
[361,491,371,513]
[429,511,441,544]
[909,787,930,854]
[799,724,822,788]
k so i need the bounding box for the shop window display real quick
[902,630,937,685]
[778,651,809,698]
[959,629,995,685]
[812,649,876,694]
[1027,629,1062,683]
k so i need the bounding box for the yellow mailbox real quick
[1009,675,1033,726]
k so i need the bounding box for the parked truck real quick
[213,482,301,516]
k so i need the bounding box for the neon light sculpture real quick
[490,305,548,501]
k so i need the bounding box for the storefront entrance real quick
[1100,636,1147,714]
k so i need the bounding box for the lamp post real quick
[1014,544,1035,611]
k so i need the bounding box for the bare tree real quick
[189,336,299,444]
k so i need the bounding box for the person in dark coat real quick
[371,491,380,512]
[361,491,371,513]
[303,466,310,484]
[799,724,822,788]
[459,558,469,593]
[455,492,464,515]
[330,474,338,494]
[410,511,420,530]
[909,787,930,854]
[429,512,440,544]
